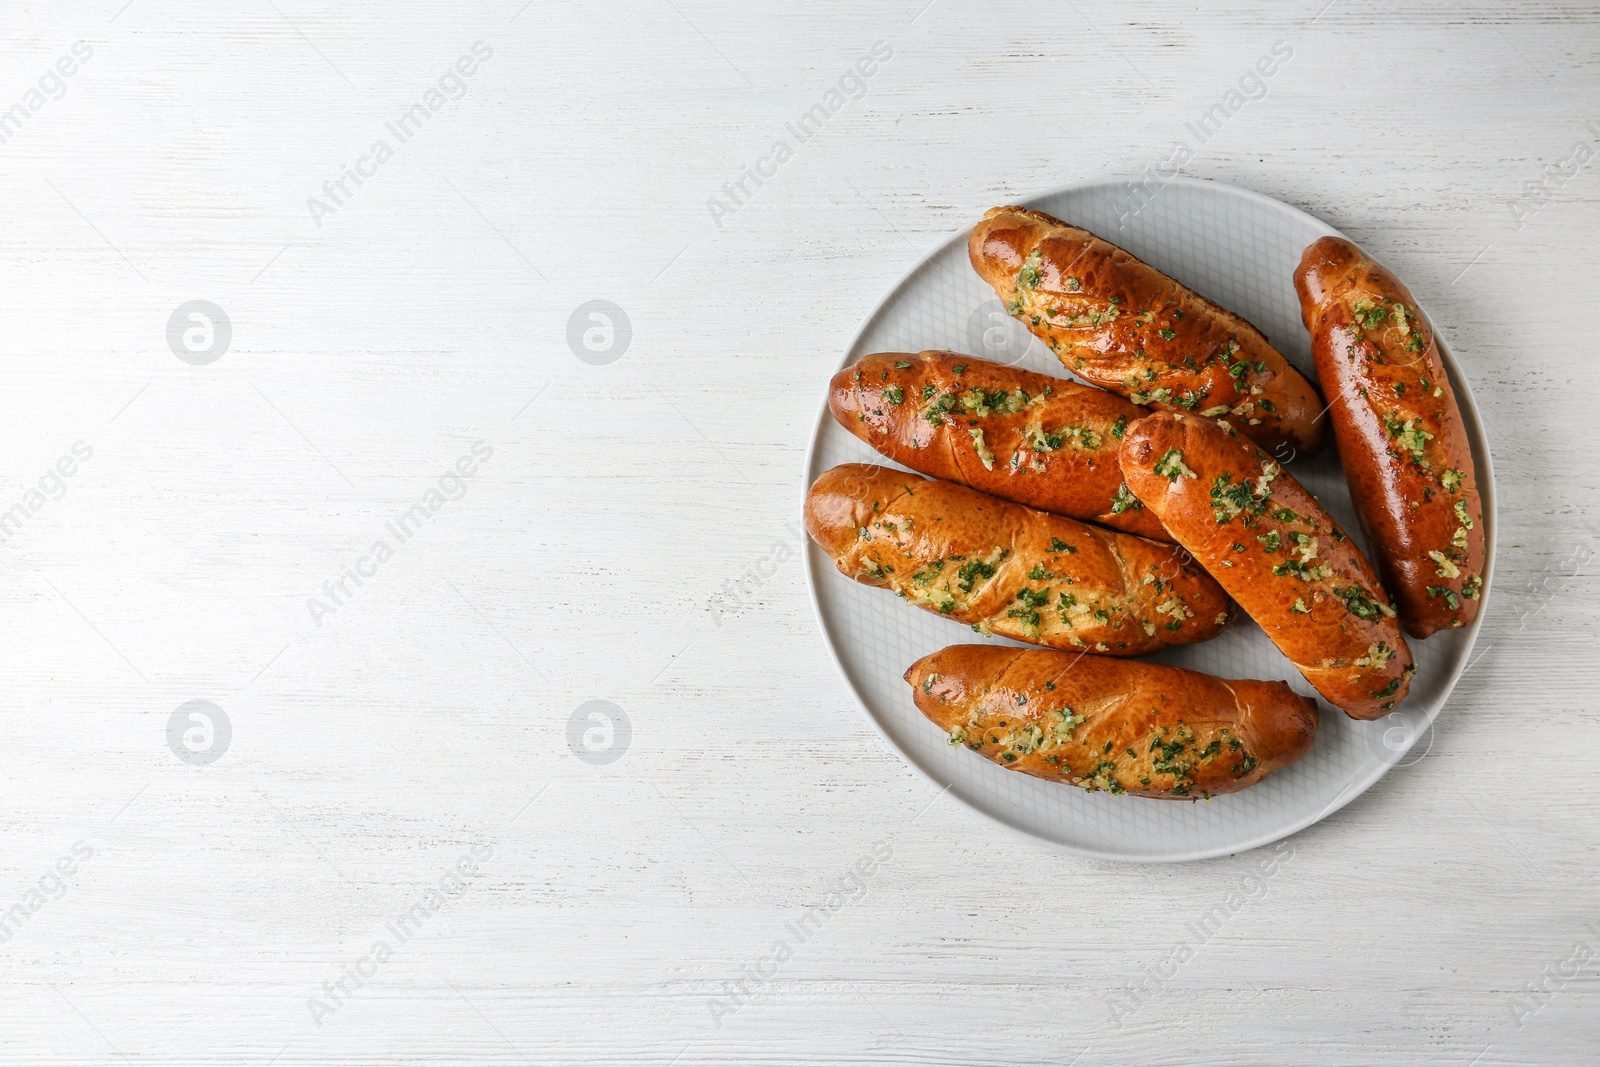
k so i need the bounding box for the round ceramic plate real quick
[804,176,1496,862]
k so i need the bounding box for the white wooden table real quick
[1,1,1595,1063]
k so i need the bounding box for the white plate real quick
[803,176,1496,862]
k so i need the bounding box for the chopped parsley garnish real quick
[1030,427,1065,453]
[1015,587,1050,609]
[1207,465,1277,525]
[1209,475,1255,523]
[956,557,997,592]
[1272,557,1329,581]
[1016,250,1045,289]
[884,385,904,405]
[1335,586,1395,620]
[1110,482,1142,514]
[1154,448,1197,481]
[1174,386,1212,410]
[1426,585,1461,610]
[1384,414,1435,463]
[1354,642,1394,668]
[1227,357,1254,380]
[1352,301,1390,331]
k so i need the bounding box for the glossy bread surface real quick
[969,205,1326,458]
[828,351,1169,540]
[1295,237,1486,638]
[1119,412,1414,718]
[804,463,1229,657]
[905,644,1318,800]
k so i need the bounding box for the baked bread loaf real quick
[906,644,1318,799]
[805,463,1229,657]
[1295,236,1486,638]
[829,351,1169,540]
[969,205,1326,458]
[1119,411,1414,718]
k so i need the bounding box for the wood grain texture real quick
[0,0,1596,1064]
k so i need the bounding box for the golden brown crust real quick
[828,351,1169,540]
[804,463,1230,657]
[968,206,1327,458]
[1294,237,1486,639]
[905,644,1318,799]
[1118,412,1414,719]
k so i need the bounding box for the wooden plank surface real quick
[0,0,1595,1063]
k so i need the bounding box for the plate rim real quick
[802,174,1497,863]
